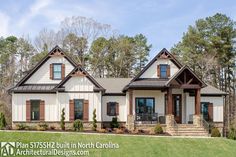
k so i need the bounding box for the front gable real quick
[55,66,104,92]
[133,48,182,80]
[25,56,74,84]
[16,46,77,86]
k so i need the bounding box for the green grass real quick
[0,131,236,157]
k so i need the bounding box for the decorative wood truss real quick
[49,47,65,56]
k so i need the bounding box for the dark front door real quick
[173,95,182,123]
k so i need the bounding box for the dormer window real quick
[157,64,170,78]
[53,64,62,79]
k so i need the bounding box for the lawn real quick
[0,131,236,157]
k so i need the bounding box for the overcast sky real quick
[0,0,235,58]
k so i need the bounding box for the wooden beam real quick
[195,88,201,115]
[187,78,193,84]
[180,84,201,89]
[184,71,186,84]
[167,88,173,114]
[129,89,133,115]
[176,78,183,84]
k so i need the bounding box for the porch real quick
[126,66,208,130]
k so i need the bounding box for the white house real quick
[9,46,226,135]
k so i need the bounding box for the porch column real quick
[167,88,173,114]
[127,89,134,130]
[129,89,133,115]
[166,87,174,128]
[195,88,201,115]
[193,88,201,127]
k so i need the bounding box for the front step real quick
[167,124,209,137]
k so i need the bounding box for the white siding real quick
[64,77,94,91]
[12,94,57,122]
[57,92,102,121]
[185,94,224,122]
[102,96,127,122]
[25,56,74,84]
[140,58,179,78]
[133,90,165,116]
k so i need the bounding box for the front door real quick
[173,95,182,123]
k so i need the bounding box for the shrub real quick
[37,123,48,131]
[228,126,236,140]
[211,127,221,137]
[60,108,65,130]
[50,125,56,130]
[0,112,7,130]
[154,123,163,134]
[73,120,83,131]
[110,117,119,128]
[16,124,27,130]
[92,109,97,131]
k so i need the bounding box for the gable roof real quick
[55,66,105,91]
[15,45,78,87]
[165,65,207,88]
[130,48,182,83]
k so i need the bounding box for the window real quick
[107,102,118,116]
[31,100,40,120]
[135,98,155,114]
[160,64,168,78]
[74,99,83,120]
[53,64,62,79]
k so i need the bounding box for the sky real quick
[0,0,236,59]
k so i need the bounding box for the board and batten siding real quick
[140,58,179,78]
[102,96,127,122]
[185,94,224,122]
[64,77,94,91]
[12,94,57,122]
[57,92,102,121]
[25,56,74,84]
[59,75,102,121]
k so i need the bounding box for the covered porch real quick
[126,66,207,129]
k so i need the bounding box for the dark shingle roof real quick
[127,78,168,88]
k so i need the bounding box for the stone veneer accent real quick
[193,115,201,127]
[127,115,135,130]
[165,114,174,128]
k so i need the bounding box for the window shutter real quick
[83,100,89,121]
[167,65,170,77]
[40,100,45,121]
[50,64,53,79]
[208,103,213,121]
[61,64,65,79]
[107,103,111,115]
[69,99,74,121]
[157,65,160,77]
[116,103,119,116]
[26,100,31,121]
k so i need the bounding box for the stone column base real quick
[193,114,202,127]
[166,114,174,128]
[127,115,135,130]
